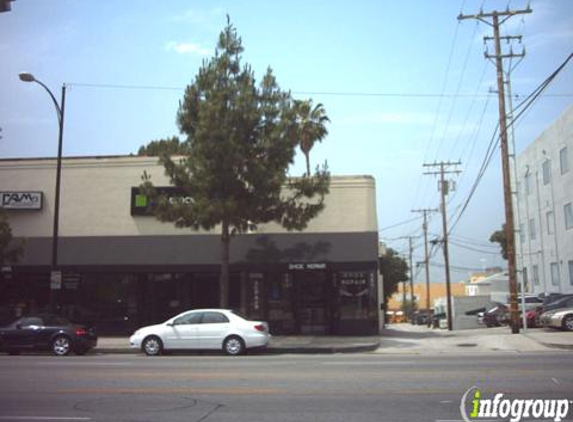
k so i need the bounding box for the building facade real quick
[516,105,573,295]
[0,156,380,335]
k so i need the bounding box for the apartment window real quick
[542,160,551,185]
[519,223,525,243]
[550,262,560,286]
[569,260,573,286]
[560,147,569,175]
[529,218,536,240]
[522,267,528,290]
[546,211,555,235]
[533,264,540,286]
[565,203,573,230]
[525,173,532,196]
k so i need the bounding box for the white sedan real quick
[130,309,270,356]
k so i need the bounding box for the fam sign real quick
[0,191,43,210]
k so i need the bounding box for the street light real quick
[19,72,67,307]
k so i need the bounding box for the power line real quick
[66,82,573,98]
[379,216,421,232]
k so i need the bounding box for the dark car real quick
[481,304,509,327]
[542,295,573,313]
[0,314,97,356]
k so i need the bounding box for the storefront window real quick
[339,271,373,320]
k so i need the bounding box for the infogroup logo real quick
[460,387,572,422]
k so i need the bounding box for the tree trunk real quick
[219,219,230,308]
[305,151,311,176]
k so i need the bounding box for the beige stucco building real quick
[1,156,380,335]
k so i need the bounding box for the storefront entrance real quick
[293,271,330,334]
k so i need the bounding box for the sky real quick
[1,0,572,284]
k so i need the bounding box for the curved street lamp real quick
[19,72,67,306]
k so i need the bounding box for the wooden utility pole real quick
[396,236,419,320]
[423,161,461,331]
[412,208,438,326]
[458,6,532,334]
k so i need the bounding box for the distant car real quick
[130,309,271,356]
[481,304,509,327]
[539,307,573,331]
[411,310,431,326]
[0,314,97,356]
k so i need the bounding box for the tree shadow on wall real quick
[245,235,331,264]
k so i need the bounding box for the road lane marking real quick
[57,387,282,395]
[552,377,561,385]
[0,417,91,421]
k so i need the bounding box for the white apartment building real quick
[516,105,573,294]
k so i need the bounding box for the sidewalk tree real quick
[138,136,186,156]
[141,18,330,308]
[0,209,23,266]
[379,247,408,303]
[489,223,508,260]
[294,99,329,176]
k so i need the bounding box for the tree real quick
[0,209,23,266]
[379,247,409,303]
[489,224,508,260]
[141,19,330,308]
[294,99,329,176]
[138,136,186,156]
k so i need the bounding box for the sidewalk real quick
[92,325,572,355]
[374,323,573,354]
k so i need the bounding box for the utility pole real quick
[396,236,418,321]
[459,5,532,334]
[412,208,438,326]
[423,161,461,331]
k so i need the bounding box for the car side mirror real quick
[166,322,174,327]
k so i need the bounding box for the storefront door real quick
[294,271,329,334]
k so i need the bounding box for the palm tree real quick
[294,99,329,176]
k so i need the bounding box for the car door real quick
[196,311,230,350]
[3,317,44,349]
[164,312,202,350]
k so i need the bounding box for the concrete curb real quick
[523,333,573,351]
[93,341,381,356]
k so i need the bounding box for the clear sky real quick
[1,0,572,283]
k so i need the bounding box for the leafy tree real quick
[379,247,409,303]
[0,209,23,266]
[294,99,329,176]
[489,224,508,260]
[141,19,330,307]
[138,136,186,156]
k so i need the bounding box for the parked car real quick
[541,294,573,313]
[522,308,542,328]
[411,310,432,326]
[539,307,573,331]
[130,309,270,356]
[480,304,509,327]
[519,295,544,311]
[0,314,98,356]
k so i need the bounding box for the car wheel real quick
[223,336,245,356]
[562,315,573,332]
[52,336,71,356]
[142,336,163,356]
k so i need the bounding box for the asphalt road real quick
[0,351,572,422]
